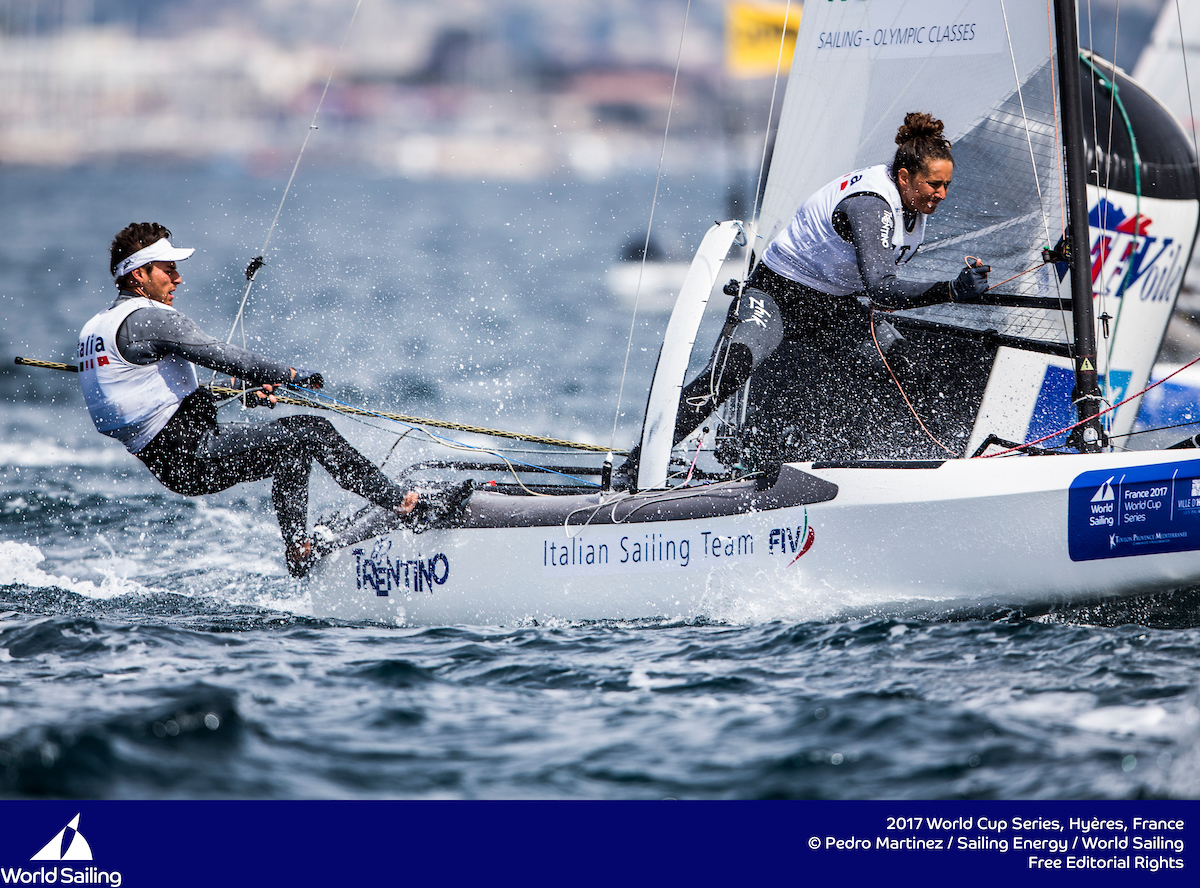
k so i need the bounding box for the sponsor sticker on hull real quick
[540,527,755,576]
[1068,460,1200,561]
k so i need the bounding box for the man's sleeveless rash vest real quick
[78,297,198,453]
[762,164,926,297]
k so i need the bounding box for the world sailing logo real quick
[0,813,124,887]
[1091,477,1115,503]
[30,814,91,861]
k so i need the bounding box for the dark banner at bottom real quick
[0,800,1194,885]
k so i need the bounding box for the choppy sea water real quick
[1,164,1199,799]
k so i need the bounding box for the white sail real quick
[1132,0,1200,143]
[759,0,1064,273]
[755,0,1197,451]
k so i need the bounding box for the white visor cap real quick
[114,238,196,278]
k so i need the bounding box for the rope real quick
[869,310,958,457]
[608,0,692,454]
[14,357,77,372]
[205,384,620,454]
[978,352,1200,458]
[220,0,365,351]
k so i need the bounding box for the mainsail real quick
[759,0,1066,292]
[749,0,1198,454]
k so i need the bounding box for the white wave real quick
[0,540,153,600]
[0,441,128,467]
[1075,703,1172,737]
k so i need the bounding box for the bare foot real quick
[286,539,315,578]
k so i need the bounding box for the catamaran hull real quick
[307,450,1200,625]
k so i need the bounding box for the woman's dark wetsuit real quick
[114,292,414,552]
[664,193,961,451]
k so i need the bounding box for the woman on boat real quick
[619,112,989,486]
[78,222,469,576]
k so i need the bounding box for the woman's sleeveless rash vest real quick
[761,164,926,296]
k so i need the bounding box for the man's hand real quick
[951,258,990,303]
[228,377,279,408]
[247,383,279,408]
[289,367,324,389]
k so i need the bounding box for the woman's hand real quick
[951,258,990,303]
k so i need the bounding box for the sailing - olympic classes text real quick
[818,23,977,50]
[809,816,1185,872]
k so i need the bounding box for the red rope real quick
[977,352,1200,458]
[870,309,958,457]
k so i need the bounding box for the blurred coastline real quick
[0,0,1163,179]
[0,0,760,179]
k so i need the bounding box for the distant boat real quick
[306,0,1200,626]
[606,235,691,312]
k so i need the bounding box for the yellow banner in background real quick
[726,2,800,79]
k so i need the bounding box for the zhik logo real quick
[31,815,92,861]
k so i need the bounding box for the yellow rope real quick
[209,385,622,453]
[15,357,622,454]
[14,357,77,372]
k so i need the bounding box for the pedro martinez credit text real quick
[809,816,1185,871]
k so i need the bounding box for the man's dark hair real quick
[111,222,172,287]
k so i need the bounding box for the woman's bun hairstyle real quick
[893,111,954,179]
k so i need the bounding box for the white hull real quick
[307,449,1200,625]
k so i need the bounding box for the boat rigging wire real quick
[746,0,794,261]
[1175,0,1200,163]
[979,349,1200,457]
[275,384,603,487]
[999,0,1075,366]
[608,0,692,455]
[700,2,794,444]
[1001,0,1057,261]
[16,357,613,487]
[220,0,365,355]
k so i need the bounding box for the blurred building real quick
[0,0,754,177]
[0,0,1159,177]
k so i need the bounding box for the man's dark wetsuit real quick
[108,291,414,555]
